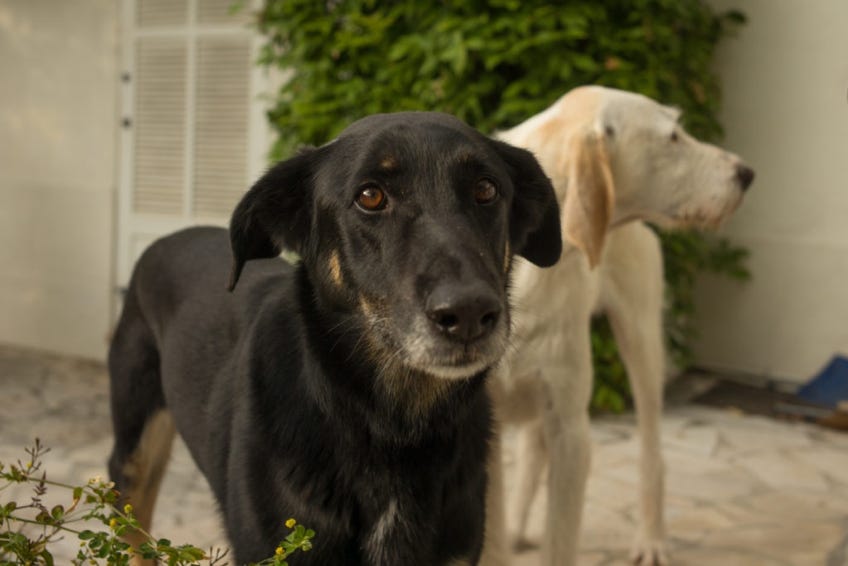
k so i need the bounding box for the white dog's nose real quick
[736,164,755,191]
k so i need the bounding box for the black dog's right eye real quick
[473,179,498,205]
[355,185,387,212]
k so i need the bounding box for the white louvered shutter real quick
[193,36,252,216]
[134,37,187,214]
[116,0,271,298]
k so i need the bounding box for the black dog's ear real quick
[228,148,317,291]
[490,138,562,267]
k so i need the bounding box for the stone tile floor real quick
[1,344,847,565]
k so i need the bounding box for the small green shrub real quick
[0,440,314,565]
[255,0,749,411]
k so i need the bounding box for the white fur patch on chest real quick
[368,497,400,551]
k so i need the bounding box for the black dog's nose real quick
[426,284,501,343]
[735,164,755,191]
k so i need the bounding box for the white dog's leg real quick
[539,322,594,566]
[604,227,667,565]
[542,390,592,566]
[511,419,546,551]
[608,306,667,565]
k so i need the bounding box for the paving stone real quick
[663,492,702,516]
[810,427,848,451]
[0,481,36,508]
[666,504,737,543]
[716,500,789,527]
[700,521,843,564]
[580,504,635,552]
[830,527,848,566]
[662,445,730,476]
[155,513,227,549]
[592,416,639,440]
[715,415,814,454]
[34,447,77,481]
[733,451,829,492]
[590,424,631,446]
[0,387,46,424]
[791,446,848,486]
[585,475,641,513]
[662,421,720,457]
[511,549,542,566]
[743,490,848,523]
[668,545,794,566]
[591,439,639,471]
[665,405,741,424]
[665,467,762,502]
[575,550,612,566]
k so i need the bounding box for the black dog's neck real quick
[294,265,489,447]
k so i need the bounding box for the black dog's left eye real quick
[355,185,387,212]
[473,179,498,205]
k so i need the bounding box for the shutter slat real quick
[197,0,251,25]
[192,36,251,216]
[133,37,187,215]
[137,0,188,27]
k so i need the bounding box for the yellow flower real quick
[285,518,296,529]
[275,546,285,557]
[123,503,133,515]
[109,517,118,530]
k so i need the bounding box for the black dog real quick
[108,112,561,565]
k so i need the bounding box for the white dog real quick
[481,86,753,566]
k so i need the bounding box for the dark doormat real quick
[692,379,800,418]
[692,378,848,431]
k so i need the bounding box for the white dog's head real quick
[500,86,754,267]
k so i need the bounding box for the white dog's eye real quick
[670,131,679,142]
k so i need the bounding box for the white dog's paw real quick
[629,537,668,566]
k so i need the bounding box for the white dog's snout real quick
[735,163,755,191]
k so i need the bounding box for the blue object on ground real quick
[797,355,848,409]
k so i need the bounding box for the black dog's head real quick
[229,112,560,381]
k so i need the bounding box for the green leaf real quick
[38,549,55,566]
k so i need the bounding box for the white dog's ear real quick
[561,128,615,268]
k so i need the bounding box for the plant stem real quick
[4,514,83,535]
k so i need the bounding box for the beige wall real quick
[0,1,118,360]
[696,0,848,382]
